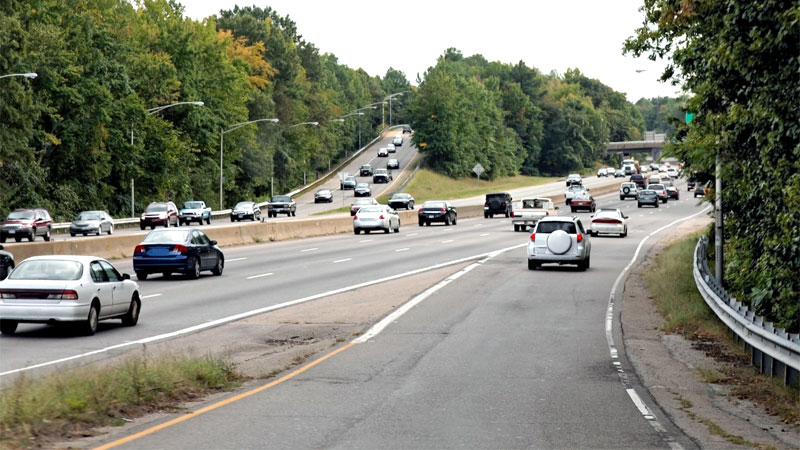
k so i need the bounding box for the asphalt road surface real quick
[2,179,705,449]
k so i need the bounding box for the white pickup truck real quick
[564,184,588,205]
[512,198,558,232]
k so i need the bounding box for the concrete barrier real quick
[4,182,626,263]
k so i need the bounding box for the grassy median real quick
[646,233,799,426]
[377,169,558,204]
[0,352,242,449]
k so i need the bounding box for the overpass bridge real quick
[606,131,666,161]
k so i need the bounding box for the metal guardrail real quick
[693,236,800,387]
[51,126,407,232]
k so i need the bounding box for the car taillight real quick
[530,233,535,242]
[172,244,188,253]
[484,202,489,207]
[134,245,145,254]
[353,215,358,220]
[500,202,506,208]
[440,208,446,213]
[545,211,549,216]
[593,219,621,224]
[577,233,583,243]
[47,290,79,300]
[379,215,385,220]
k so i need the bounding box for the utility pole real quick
[130,123,135,217]
[715,153,724,286]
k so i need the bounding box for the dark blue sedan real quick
[133,228,224,280]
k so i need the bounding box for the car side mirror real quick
[209,240,217,246]
[122,273,131,280]
[623,215,629,219]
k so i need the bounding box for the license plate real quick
[7,230,14,234]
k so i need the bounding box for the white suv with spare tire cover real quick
[527,216,592,271]
[619,182,638,200]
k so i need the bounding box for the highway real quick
[1,179,705,449]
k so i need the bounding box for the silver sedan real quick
[70,210,114,236]
[353,205,400,235]
[0,255,141,335]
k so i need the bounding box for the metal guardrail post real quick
[693,237,800,391]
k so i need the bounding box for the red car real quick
[139,202,179,229]
[0,209,53,243]
[570,194,596,213]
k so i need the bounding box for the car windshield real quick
[391,194,409,200]
[648,184,665,190]
[354,199,374,205]
[537,221,577,234]
[640,190,656,195]
[271,196,291,202]
[375,169,387,174]
[145,204,167,212]
[345,177,355,182]
[7,211,34,220]
[358,207,382,214]
[574,194,591,200]
[235,202,253,209]
[184,202,203,209]
[142,229,190,244]
[595,211,621,219]
[75,212,101,221]
[569,186,585,191]
[9,260,83,281]
[422,202,446,209]
[356,183,369,189]
[316,190,330,195]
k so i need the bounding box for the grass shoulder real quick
[0,352,243,449]
[646,232,799,427]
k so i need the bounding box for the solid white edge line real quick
[605,205,711,449]
[441,240,454,244]
[333,258,352,263]
[140,294,162,299]
[300,248,318,252]
[246,273,274,280]
[0,243,526,378]
[395,248,410,252]
[226,257,247,262]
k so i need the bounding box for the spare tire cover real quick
[546,230,572,255]
[623,186,630,194]
[488,198,502,209]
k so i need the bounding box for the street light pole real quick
[129,101,204,217]
[384,91,408,127]
[0,72,37,80]
[220,118,280,209]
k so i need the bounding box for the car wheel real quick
[621,227,628,238]
[409,203,414,210]
[620,196,625,201]
[189,259,201,279]
[365,229,371,234]
[291,211,296,217]
[121,294,141,326]
[108,226,113,235]
[514,225,519,232]
[354,228,361,235]
[164,220,169,228]
[140,224,145,230]
[444,216,450,226]
[70,232,76,237]
[28,230,35,242]
[136,271,148,281]
[656,203,659,208]
[14,236,22,242]
[527,259,538,270]
[212,256,224,276]
[571,208,576,213]
[81,303,100,336]
[418,220,424,227]
[637,203,642,208]
[206,217,211,225]
[484,213,489,219]
[0,320,19,335]
[162,271,171,278]
[395,223,400,233]
[384,226,390,234]
[150,225,155,230]
[231,217,236,222]
[591,206,596,212]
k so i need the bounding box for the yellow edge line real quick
[93,342,356,450]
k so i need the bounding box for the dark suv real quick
[359,164,373,177]
[629,173,647,190]
[484,192,513,218]
[268,195,296,217]
[0,208,53,242]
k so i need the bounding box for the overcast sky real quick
[179,0,684,103]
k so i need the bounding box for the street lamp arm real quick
[285,121,319,130]
[147,101,205,115]
[0,72,37,80]
[223,117,279,134]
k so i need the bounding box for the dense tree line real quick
[407,49,646,178]
[625,0,800,331]
[635,96,687,136]
[1,0,411,219]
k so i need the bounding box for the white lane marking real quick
[141,294,162,299]
[605,205,710,449]
[479,233,490,237]
[406,233,418,236]
[246,272,274,280]
[441,240,453,244]
[333,258,352,263]
[0,244,525,378]
[473,224,483,227]
[359,239,373,243]
[301,247,318,252]
[227,257,247,262]
[395,248,410,252]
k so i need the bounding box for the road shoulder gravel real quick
[621,217,800,449]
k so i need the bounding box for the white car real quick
[597,168,607,177]
[377,147,388,157]
[605,167,615,176]
[392,135,403,146]
[565,184,588,205]
[666,167,679,178]
[353,205,400,235]
[386,143,396,153]
[0,255,141,335]
[589,209,628,237]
